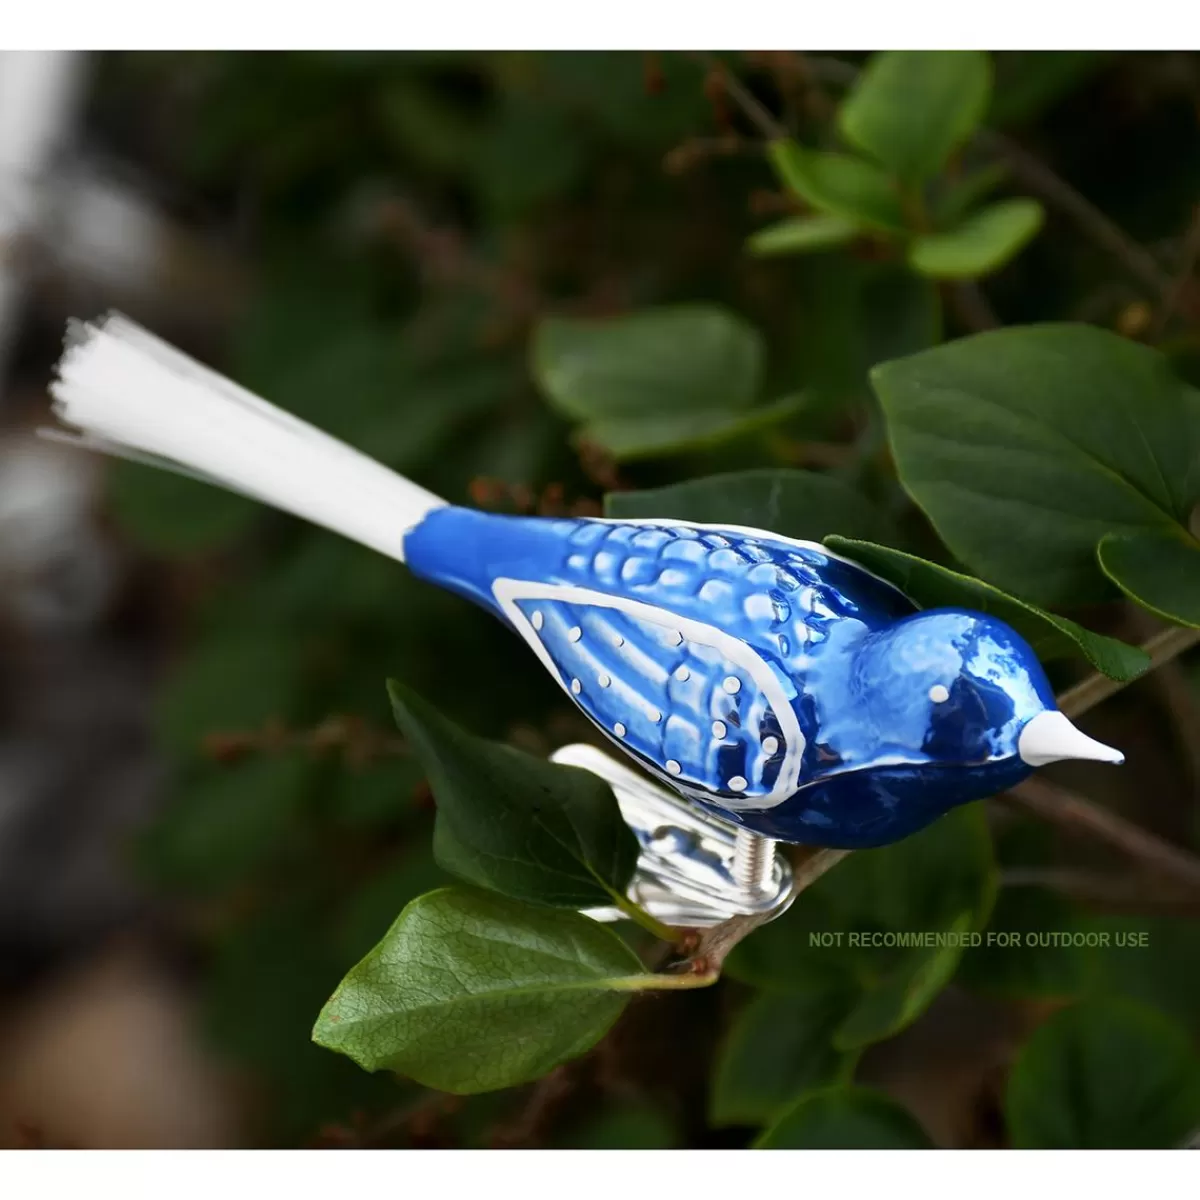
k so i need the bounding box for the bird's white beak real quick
[1018,710,1125,767]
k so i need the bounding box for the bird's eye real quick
[928,684,950,704]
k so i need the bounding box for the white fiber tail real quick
[46,314,445,562]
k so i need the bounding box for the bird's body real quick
[404,506,1051,847]
[46,314,1124,852]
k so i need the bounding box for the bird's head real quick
[845,608,1123,773]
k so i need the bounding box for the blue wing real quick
[492,578,805,807]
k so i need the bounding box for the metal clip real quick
[551,743,795,929]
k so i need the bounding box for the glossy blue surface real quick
[403,506,1056,848]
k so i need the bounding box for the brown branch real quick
[487,1063,584,1148]
[1124,610,1200,797]
[999,866,1200,913]
[979,132,1174,299]
[1145,651,1200,797]
[202,715,407,767]
[1004,776,1200,895]
[692,52,787,141]
[662,134,760,175]
[943,281,1001,332]
[1150,201,1200,337]
[683,846,848,971]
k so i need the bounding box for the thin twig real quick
[1057,624,1200,719]
[692,52,786,141]
[202,715,408,766]
[488,1065,582,1149]
[662,134,760,175]
[979,132,1174,299]
[1005,776,1200,895]
[1150,201,1200,338]
[1145,652,1200,797]
[1000,866,1200,913]
[944,281,1001,332]
[1124,609,1200,797]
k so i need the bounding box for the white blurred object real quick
[35,161,249,326]
[48,169,164,292]
[0,51,87,392]
[0,433,117,629]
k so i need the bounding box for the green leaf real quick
[710,984,858,1127]
[605,469,893,544]
[1006,998,1200,1148]
[871,324,1200,607]
[756,1085,933,1149]
[312,887,648,1093]
[934,162,1010,226]
[908,198,1044,280]
[387,679,639,909]
[533,304,763,421]
[833,912,970,1050]
[824,537,1150,681]
[578,393,804,461]
[767,141,905,233]
[532,305,787,459]
[838,51,993,182]
[746,213,861,257]
[1098,529,1200,627]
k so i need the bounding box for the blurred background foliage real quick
[3,50,1200,1149]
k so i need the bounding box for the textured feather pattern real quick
[500,583,794,805]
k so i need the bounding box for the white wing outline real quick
[492,577,806,811]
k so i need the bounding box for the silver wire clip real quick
[552,743,795,929]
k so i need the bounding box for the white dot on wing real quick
[666,759,681,775]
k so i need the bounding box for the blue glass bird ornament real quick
[47,315,1124,850]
